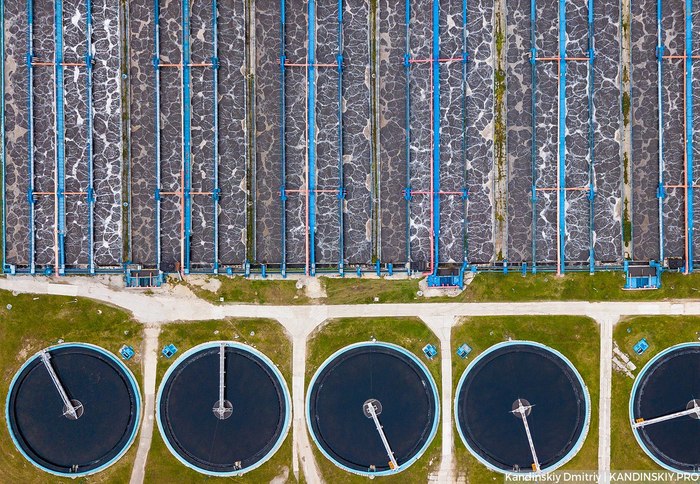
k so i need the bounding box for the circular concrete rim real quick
[628,342,700,475]
[156,341,291,477]
[306,340,440,477]
[5,342,143,478]
[454,340,591,476]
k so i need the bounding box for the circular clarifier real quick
[629,343,700,474]
[6,343,141,477]
[157,341,290,476]
[455,341,590,475]
[306,341,439,476]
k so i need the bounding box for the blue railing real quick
[656,0,665,262]
[557,0,567,273]
[26,0,36,273]
[404,0,412,264]
[336,0,345,274]
[212,0,220,272]
[55,0,66,274]
[587,0,595,272]
[461,0,469,265]
[153,0,162,269]
[307,0,317,275]
[182,0,192,273]
[0,0,5,272]
[530,0,538,272]
[685,0,694,270]
[86,0,95,274]
[279,0,288,277]
[431,0,441,277]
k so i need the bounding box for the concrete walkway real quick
[597,315,616,483]
[129,325,161,484]
[421,316,455,483]
[2,276,694,483]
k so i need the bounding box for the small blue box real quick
[456,343,472,359]
[119,345,135,360]
[422,344,438,360]
[633,338,649,355]
[162,344,178,358]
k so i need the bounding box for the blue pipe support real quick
[656,0,665,263]
[530,0,538,273]
[685,0,694,270]
[337,1,344,274]
[55,0,66,275]
[280,0,287,277]
[431,0,440,276]
[26,0,36,274]
[86,0,95,274]
[212,0,219,273]
[557,0,567,273]
[587,0,595,273]
[154,0,162,269]
[404,0,411,265]
[307,0,317,276]
[182,0,192,274]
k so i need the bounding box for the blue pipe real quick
[26,0,36,273]
[154,0,161,269]
[685,0,694,270]
[558,0,566,273]
[86,0,95,274]
[337,0,344,274]
[587,0,595,272]
[212,0,219,272]
[404,0,411,266]
[656,0,665,263]
[530,0,538,272]
[182,0,192,274]
[431,0,440,275]
[308,0,317,275]
[55,0,66,274]
[280,0,287,276]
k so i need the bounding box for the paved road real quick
[3,276,694,482]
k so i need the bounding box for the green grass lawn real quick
[305,317,442,483]
[0,289,143,484]
[324,271,700,304]
[144,318,296,483]
[320,277,421,304]
[191,271,700,306]
[451,316,600,482]
[610,316,700,471]
[185,276,310,305]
